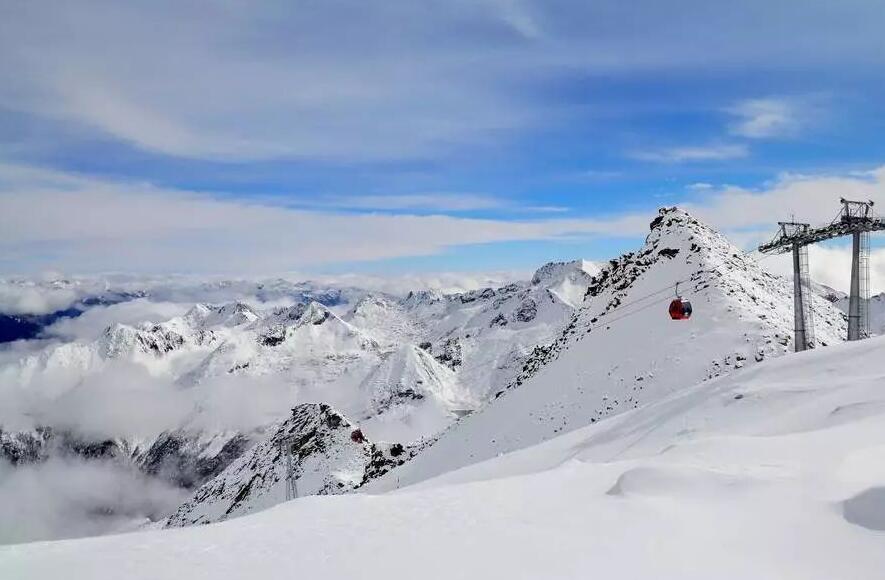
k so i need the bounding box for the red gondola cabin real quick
[669,298,692,320]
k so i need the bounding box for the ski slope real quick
[4,335,885,580]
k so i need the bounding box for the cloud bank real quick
[3,162,885,281]
[0,458,188,545]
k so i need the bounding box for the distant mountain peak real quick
[531,259,599,286]
[297,301,334,326]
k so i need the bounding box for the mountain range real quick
[0,207,869,539]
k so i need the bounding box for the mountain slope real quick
[357,344,474,442]
[6,333,885,580]
[369,207,847,490]
[165,403,412,527]
[360,259,599,402]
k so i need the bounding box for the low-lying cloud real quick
[0,458,188,545]
[1,358,301,439]
[45,299,191,341]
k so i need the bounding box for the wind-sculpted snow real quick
[369,207,848,490]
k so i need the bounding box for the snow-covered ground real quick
[4,334,885,580]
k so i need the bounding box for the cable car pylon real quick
[758,199,885,351]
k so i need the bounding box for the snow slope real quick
[5,333,885,580]
[370,207,847,490]
[357,258,600,401]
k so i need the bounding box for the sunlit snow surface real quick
[4,335,885,579]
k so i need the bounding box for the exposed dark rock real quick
[514,298,538,323]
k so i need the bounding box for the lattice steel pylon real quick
[278,437,299,501]
[842,199,874,341]
[760,222,815,352]
[759,198,885,347]
[860,229,871,338]
[797,243,816,348]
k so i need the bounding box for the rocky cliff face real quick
[0,426,128,466]
[166,403,415,527]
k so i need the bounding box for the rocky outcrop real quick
[166,404,416,527]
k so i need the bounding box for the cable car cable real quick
[583,251,777,323]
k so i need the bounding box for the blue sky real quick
[1,1,885,281]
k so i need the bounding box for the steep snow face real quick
[371,207,848,490]
[183,301,381,385]
[357,345,475,442]
[352,259,599,403]
[531,259,600,307]
[136,430,258,489]
[9,336,885,580]
[166,404,412,527]
[345,295,423,346]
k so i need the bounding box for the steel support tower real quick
[759,199,885,348]
[760,222,815,351]
[842,200,874,340]
[278,437,299,501]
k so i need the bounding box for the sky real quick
[2,0,885,288]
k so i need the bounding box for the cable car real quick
[669,283,692,320]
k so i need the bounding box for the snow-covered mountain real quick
[369,207,848,490]
[166,403,414,527]
[7,331,885,579]
[0,258,598,537]
[0,207,857,544]
[351,258,601,402]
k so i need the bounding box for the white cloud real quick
[301,270,529,296]
[630,144,748,163]
[761,245,885,295]
[0,163,649,274]
[311,193,508,212]
[677,166,885,293]
[2,161,885,288]
[0,284,81,315]
[728,97,802,139]
[0,457,187,544]
[44,299,191,341]
[1,2,883,161]
[684,167,885,231]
